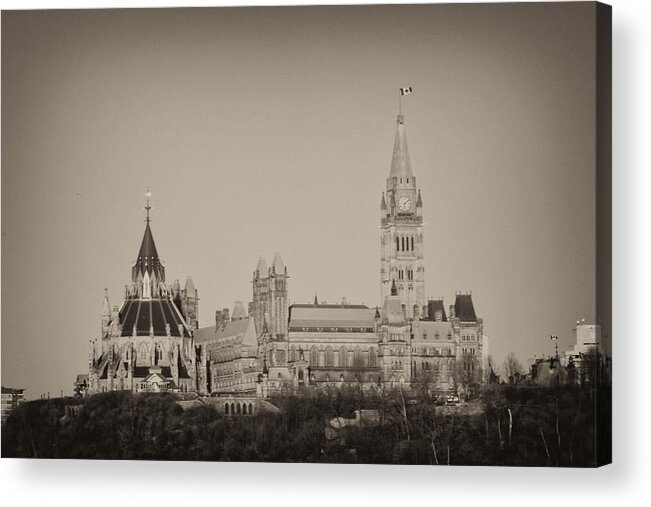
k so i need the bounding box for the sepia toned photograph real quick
[2,2,611,467]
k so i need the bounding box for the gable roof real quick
[194,316,257,345]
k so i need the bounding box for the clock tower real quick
[380,114,425,320]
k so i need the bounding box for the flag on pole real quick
[400,86,413,96]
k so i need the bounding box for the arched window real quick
[310,346,319,367]
[353,347,363,367]
[369,347,377,367]
[396,237,400,252]
[137,342,149,366]
[236,404,241,414]
[325,346,334,367]
[339,346,348,367]
[225,403,229,414]
[401,236,405,251]
[411,236,414,251]
[230,403,235,414]
[248,403,253,414]
[242,404,247,415]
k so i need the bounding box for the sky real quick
[2,3,601,399]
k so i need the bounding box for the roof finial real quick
[144,187,152,224]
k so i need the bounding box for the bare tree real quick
[503,352,523,383]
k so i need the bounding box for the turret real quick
[101,288,111,333]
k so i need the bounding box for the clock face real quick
[398,196,411,212]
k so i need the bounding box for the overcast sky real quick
[2,3,600,398]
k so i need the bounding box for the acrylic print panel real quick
[1,2,611,466]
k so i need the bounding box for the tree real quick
[502,352,523,383]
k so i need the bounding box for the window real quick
[225,403,229,414]
[325,346,334,367]
[423,332,427,340]
[396,237,400,252]
[353,347,364,367]
[411,237,414,251]
[310,346,319,366]
[401,237,405,251]
[369,347,377,367]
[339,346,348,367]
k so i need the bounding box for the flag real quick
[400,86,413,96]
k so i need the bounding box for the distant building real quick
[74,374,89,397]
[196,113,485,396]
[87,198,197,394]
[563,323,609,385]
[1,387,26,423]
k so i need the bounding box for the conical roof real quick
[131,223,165,283]
[389,115,413,181]
[232,301,247,321]
[184,276,196,295]
[272,252,285,274]
[255,257,268,276]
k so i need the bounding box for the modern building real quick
[1,387,26,424]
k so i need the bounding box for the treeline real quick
[1,384,610,466]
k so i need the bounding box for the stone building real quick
[194,313,260,395]
[87,201,197,394]
[197,112,485,397]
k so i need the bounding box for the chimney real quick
[215,310,223,330]
[222,308,230,323]
[449,304,455,319]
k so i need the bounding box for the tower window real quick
[401,237,405,251]
[411,237,414,251]
[396,237,400,252]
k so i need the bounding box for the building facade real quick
[1,387,26,424]
[87,203,197,394]
[196,112,485,397]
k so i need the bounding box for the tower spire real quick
[145,188,152,224]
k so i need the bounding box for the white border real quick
[1,0,649,505]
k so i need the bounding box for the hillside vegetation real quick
[1,385,610,466]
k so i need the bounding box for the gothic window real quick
[242,404,247,415]
[339,346,348,367]
[231,403,235,414]
[353,347,363,367]
[369,347,377,367]
[224,403,229,415]
[310,346,319,367]
[137,342,149,366]
[411,236,414,251]
[249,403,253,414]
[325,346,334,367]
[401,236,405,251]
[396,237,400,252]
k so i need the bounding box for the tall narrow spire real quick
[389,114,413,182]
[145,188,152,224]
[132,190,165,284]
